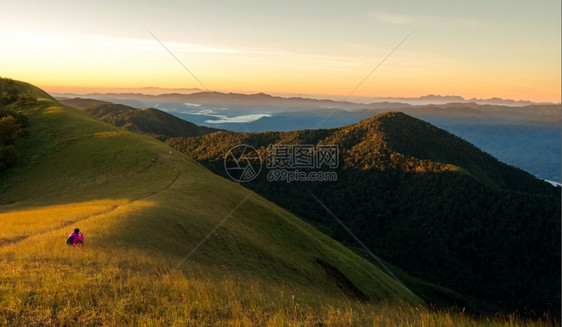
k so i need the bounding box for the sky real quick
[0,0,560,102]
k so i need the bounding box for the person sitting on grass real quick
[66,228,84,246]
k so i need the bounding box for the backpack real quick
[66,235,75,245]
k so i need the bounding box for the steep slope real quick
[168,112,561,314]
[59,97,220,139]
[337,112,555,193]
[0,80,422,325]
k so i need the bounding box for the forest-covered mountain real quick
[167,112,561,314]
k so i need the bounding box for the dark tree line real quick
[0,78,33,171]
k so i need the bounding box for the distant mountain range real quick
[54,91,411,112]
[52,91,556,107]
[365,94,556,106]
[55,93,562,183]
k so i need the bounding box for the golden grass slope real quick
[0,79,418,324]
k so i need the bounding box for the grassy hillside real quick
[168,112,561,315]
[59,97,220,139]
[0,79,429,325]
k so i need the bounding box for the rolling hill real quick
[58,97,220,139]
[168,112,561,315]
[0,79,425,325]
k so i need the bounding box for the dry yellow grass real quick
[1,183,555,326]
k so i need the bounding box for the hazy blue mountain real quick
[53,92,561,182]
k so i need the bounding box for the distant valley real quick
[57,92,562,182]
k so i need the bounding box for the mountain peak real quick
[326,111,552,193]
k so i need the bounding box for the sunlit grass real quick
[0,200,126,243]
[0,243,556,326]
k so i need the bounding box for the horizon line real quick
[42,85,559,105]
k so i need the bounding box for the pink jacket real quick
[68,232,84,245]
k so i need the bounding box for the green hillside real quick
[168,112,561,315]
[59,97,219,139]
[0,79,429,325]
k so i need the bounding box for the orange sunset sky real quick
[1,0,560,102]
